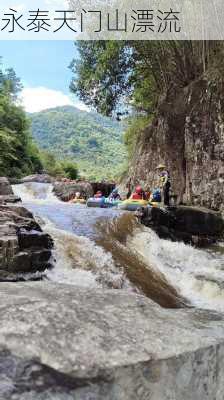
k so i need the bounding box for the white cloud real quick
[19,87,89,113]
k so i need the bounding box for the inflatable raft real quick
[87,197,121,208]
[69,198,86,205]
[118,199,149,212]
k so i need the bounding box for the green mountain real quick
[29,106,127,180]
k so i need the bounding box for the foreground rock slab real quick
[0,282,224,399]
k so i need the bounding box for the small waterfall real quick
[12,182,60,203]
[126,226,224,313]
[12,183,133,291]
[95,213,224,312]
[43,217,132,290]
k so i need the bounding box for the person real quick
[145,188,151,201]
[69,192,83,203]
[156,164,171,206]
[130,185,146,200]
[109,188,121,201]
[75,192,81,199]
[126,178,132,199]
[94,191,103,198]
[150,188,162,203]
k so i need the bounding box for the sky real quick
[0,40,89,112]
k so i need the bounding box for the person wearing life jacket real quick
[109,188,121,201]
[150,188,162,203]
[130,185,146,200]
[156,164,171,206]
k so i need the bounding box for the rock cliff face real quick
[129,77,224,211]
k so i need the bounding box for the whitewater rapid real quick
[13,182,224,313]
[13,182,132,291]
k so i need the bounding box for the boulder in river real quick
[91,181,116,197]
[0,177,21,204]
[0,204,53,278]
[20,174,55,184]
[0,177,13,195]
[137,205,224,246]
[0,282,224,399]
[53,180,94,201]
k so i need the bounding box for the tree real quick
[70,41,223,117]
[0,61,43,178]
[70,41,132,117]
[60,160,78,180]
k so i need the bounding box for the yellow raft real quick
[119,199,149,211]
[69,198,86,205]
[119,199,160,211]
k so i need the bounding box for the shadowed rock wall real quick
[130,78,224,211]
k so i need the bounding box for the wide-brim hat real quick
[156,164,166,169]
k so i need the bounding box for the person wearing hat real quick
[156,164,171,206]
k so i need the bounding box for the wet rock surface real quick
[0,178,54,278]
[0,204,53,277]
[0,282,224,400]
[0,177,13,195]
[53,180,94,201]
[0,177,20,204]
[91,182,116,197]
[138,205,224,246]
[0,194,21,204]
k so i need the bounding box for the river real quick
[13,182,224,313]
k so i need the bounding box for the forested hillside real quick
[30,106,127,180]
[0,63,42,178]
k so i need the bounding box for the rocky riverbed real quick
[0,178,53,281]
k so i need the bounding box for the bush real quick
[60,160,79,180]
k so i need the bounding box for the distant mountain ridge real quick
[29,105,127,180]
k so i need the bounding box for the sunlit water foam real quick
[13,182,133,290]
[12,182,60,204]
[43,218,130,289]
[127,227,224,312]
